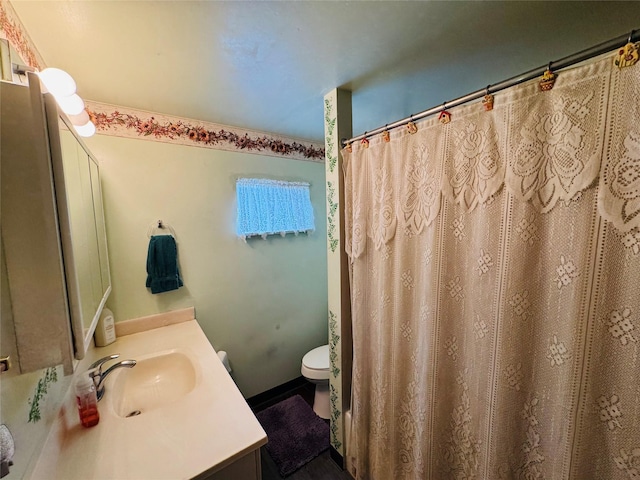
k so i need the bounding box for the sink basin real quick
[109,350,198,417]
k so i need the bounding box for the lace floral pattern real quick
[451,215,467,242]
[342,57,640,240]
[510,290,531,320]
[506,59,610,212]
[443,116,504,211]
[394,366,427,478]
[445,336,460,361]
[401,270,415,290]
[371,166,397,250]
[613,448,640,479]
[554,255,580,289]
[495,398,547,479]
[516,213,540,246]
[503,362,524,391]
[350,197,366,259]
[607,307,637,346]
[547,335,571,366]
[441,370,481,479]
[601,131,640,231]
[402,144,441,234]
[370,367,390,474]
[343,151,368,259]
[610,133,640,220]
[516,397,546,479]
[446,276,465,301]
[622,228,640,255]
[474,315,489,340]
[600,64,640,231]
[476,249,493,276]
[597,394,623,431]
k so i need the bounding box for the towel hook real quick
[147,220,176,238]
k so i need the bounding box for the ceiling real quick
[10,1,640,144]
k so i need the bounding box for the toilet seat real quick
[301,345,330,380]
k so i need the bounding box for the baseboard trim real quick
[246,376,308,410]
[329,446,344,469]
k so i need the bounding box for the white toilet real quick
[301,344,330,419]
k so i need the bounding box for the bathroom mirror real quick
[44,94,111,359]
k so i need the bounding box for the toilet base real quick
[313,382,330,419]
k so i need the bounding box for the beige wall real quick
[85,134,328,398]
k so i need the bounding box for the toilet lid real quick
[302,345,329,370]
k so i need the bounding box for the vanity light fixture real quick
[37,67,76,97]
[36,67,96,137]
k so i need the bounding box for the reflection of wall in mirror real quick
[46,98,112,359]
[59,128,101,335]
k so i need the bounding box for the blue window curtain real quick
[236,178,315,239]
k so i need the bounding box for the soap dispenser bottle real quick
[94,308,116,347]
[75,370,100,428]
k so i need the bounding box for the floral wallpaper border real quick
[324,90,345,456]
[329,311,342,451]
[86,101,325,162]
[0,0,44,70]
[27,367,58,423]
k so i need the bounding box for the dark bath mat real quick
[256,394,329,477]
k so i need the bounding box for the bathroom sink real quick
[109,350,198,417]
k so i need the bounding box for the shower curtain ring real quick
[483,85,495,111]
[614,31,639,69]
[540,62,557,91]
[382,124,391,142]
[406,116,418,134]
[439,103,452,124]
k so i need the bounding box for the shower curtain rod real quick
[342,28,639,146]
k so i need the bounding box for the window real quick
[235,178,315,239]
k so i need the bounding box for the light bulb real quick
[74,120,96,137]
[67,109,90,126]
[38,68,76,97]
[57,94,85,116]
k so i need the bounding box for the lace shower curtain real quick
[343,53,640,479]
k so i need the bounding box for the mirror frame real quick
[43,92,112,359]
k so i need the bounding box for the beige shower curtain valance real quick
[344,54,640,262]
[343,51,640,480]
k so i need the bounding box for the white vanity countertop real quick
[36,320,267,480]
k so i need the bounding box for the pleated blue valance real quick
[236,178,315,239]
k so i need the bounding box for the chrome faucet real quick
[88,354,136,401]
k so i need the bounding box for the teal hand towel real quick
[145,235,183,294]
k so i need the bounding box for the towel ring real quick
[147,219,176,238]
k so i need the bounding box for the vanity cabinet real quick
[201,450,262,479]
[0,79,110,375]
